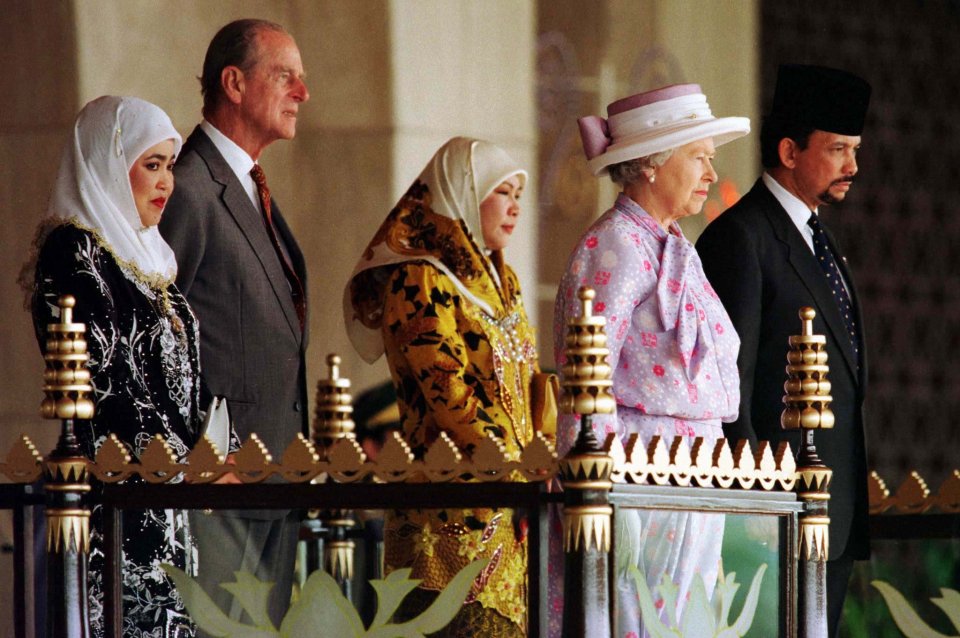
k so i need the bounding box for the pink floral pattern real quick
[550,194,738,638]
[554,193,740,454]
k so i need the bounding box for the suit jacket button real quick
[293,401,301,412]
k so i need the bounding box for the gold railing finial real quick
[559,287,615,415]
[781,307,834,431]
[328,353,342,381]
[311,353,355,450]
[557,287,615,554]
[800,306,816,336]
[579,285,598,320]
[784,307,833,570]
[41,295,95,421]
[308,354,358,589]
[40,295,93,564]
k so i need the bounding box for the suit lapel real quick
[188,128,303,343]
[753,183,860,381]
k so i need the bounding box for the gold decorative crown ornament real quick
[312,354,356,450]
[781,307,834,430]
[559,287,615,415]
[40,296,95,421]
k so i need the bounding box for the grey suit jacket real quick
[160,127,309,518]
[696,179,869,560]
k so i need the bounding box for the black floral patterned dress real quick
[32,223,202,638]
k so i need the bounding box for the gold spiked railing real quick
[41,295,93,637]
[783,307,833,638]
[3,293,952,638]
[869,470,960,514]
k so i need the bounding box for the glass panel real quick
[97,507,199,635]
[722,514,783,638]
[612,509,784,637]
[843,538,960,638]
[148,507,529,634]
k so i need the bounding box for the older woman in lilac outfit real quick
[553,85,750,637]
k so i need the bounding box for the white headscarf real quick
[344,136,528,363]
[416,136,528,252]
[45,95,182,282]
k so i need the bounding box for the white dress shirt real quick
[762,171,851,293]
[762,171,817,254]
[200,120,262,213]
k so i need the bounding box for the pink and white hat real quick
[578,84,751,176]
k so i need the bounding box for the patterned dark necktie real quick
[250,164,306,330]
[808,213,858,359]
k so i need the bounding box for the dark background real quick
[762,0,960,485]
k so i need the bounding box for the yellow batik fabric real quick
[349,166,541,635]
[381,261,537,455]
[381,260,537,633]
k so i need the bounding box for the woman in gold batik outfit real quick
[345,137,540,637]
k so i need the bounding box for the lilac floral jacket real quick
[554,194,740,454]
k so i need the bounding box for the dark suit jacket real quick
[696,179,869,560]
[160,127,309,518]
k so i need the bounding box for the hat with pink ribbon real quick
[578,84,751,176]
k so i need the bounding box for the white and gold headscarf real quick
[344,137,527,363]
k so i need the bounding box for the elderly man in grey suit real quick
[159,19,309,629]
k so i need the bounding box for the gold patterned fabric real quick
[391,584,526,638]
[381,260,537,455]
[346,138,539,635]
[379,252,536,633]
[384,506,529,634]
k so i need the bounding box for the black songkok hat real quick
[769,64,871,135]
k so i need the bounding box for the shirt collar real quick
[762,171,818,229]
[201,120,256,180]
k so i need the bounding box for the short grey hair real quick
[201,19,287,117]
[607,149,675,187]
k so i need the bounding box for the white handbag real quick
[201,396,231,455]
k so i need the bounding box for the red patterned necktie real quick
[250,164,305,330]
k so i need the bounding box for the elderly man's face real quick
[790,130,861,209]
[239,29,309,147]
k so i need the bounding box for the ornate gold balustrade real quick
[1,429,807,492]
[869,469,960,514]
[6,292,953,638]
[0,430,556,486]
[602,433,797,490]
[10,434,959,512]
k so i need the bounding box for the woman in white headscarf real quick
[345,137,544,637]
[26,96,225,637]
